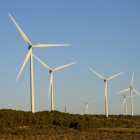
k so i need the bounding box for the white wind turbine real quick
[33,54,76,111]
[9,13,69,113]
[116,72,140,116]
[80,97,96,114]
[118,88,137,115]
[89,68,124,117]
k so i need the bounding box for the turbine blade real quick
[116,88,130,94]
[33,44,70,47]
[131,71,134,88]
[48,73,53,97]
[53,62,76,71]
[132,88,140,95]
[32,54,51,70]
[8,13,31,45]
[89,68,105,80]
[118,88,126,98]
[88,100,96,104]
[15,49,31,82]
[122,98,126,109]
[126,96,131,97]
[80,97,87,104]
[107,71,125,80]
[132,95,138,97]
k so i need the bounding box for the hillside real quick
[0,109,140,139]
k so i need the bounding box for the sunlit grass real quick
[98,127,140,133]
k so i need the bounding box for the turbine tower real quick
[116,72,140,116]
[80,97,96,114]
[9,13,69,113]
[89,68,124,117]
[33,54,76,111]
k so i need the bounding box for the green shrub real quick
[63,120,70,128]
[53,118,63,126]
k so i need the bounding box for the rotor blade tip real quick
[66,44,70,46]
[8,13,11,16]
[64,44,70,46]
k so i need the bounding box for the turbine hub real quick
[104,79,106,82]
[130,87,132,89]
[49,70,52,73]
[28,45,32,50]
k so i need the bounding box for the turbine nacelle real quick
[104,79,106,82]
[28,45,33,50]
[49,70,53,73]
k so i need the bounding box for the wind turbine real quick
[116,72,140,116]
[33,54,76,111]
[118,88,137,115]
[80,97,96,114]
[9,13,69,113]
[89,68,124,117]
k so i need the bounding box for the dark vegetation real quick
[0,109,140,139]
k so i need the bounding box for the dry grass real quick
[98,127,140,133]
[0,125,140,140]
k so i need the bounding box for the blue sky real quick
[0,0,140,115]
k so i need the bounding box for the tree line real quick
[0,109,139,133]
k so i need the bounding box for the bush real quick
[63,120,70,127]
[53,117,63,126]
